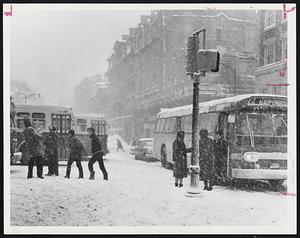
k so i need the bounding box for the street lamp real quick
[220,62,237,96]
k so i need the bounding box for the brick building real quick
[105,10,258,143]
[255,10,287,95]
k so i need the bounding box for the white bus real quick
[153,94,287,187]
[12,104,74,164]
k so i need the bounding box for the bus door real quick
[51,114,71,159]
[91,120,108,154]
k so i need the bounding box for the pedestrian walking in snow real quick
[172,131,188,187]
[64,130,84,179]
[44,126,59,176]
[23,118,44,179]
[87,127,108,180]
[117,138,124,152]
[199,129,215,191]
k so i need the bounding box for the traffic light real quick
[196,49,220,72]
[185,35,198,75]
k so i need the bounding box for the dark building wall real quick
[105,10,259,142]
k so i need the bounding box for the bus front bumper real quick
[232,169,287,180]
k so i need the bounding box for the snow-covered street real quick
[10,151,294,226]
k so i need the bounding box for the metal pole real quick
[234,68,237,95]
[187,74,201,195]
[186,28,206,197]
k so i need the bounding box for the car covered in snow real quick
[130,138,156,161]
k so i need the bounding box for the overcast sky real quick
[10,6,149,105]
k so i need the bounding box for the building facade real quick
[105,10,259,143]
[255,10,287,95]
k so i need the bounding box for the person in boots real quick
[23,118,44,179]
[87,127,108,180]
[199,129,215,191]
[64,130,84,179]
[172,131,188,187]
[44,126,59,176]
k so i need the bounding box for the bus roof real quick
[74,113,105,120]
[15,103,73,113]
[158,94,287,118]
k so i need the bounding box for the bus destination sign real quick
[247,97,287,107]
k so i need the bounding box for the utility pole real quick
[185,29,220,197]
[186,28,206,196]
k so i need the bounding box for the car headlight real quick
[244,152,259,163]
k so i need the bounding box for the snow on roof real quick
[172,12,256,24]
[158,94,287,118]
[138,138,153,141]
[74,112,105,119]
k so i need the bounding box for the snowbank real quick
[107,134,131,152]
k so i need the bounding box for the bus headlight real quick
[244,152,259,163]
[231,153,242,160]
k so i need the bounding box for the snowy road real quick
[10,152,293,226]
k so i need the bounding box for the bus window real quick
[155,118,165,133]
[199,113,218,136]
[182,115,192,132]
[32,113,46,129]
[76,119,87,132]
[99,121,106,135]
[17,119,25,129]
[17,112,30,117]
[163,117,176,133]
[32,119,46,129]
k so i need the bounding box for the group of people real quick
[22,118,108,180]
[172,129,216,191]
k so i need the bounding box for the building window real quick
[264,44,275,65]
[216,28,222,42]
[264,10,276,30]
[282,38,287,60]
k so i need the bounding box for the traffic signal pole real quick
[186,28,206,197]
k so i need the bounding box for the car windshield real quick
[236,113,287,149]
[139,140,153,147]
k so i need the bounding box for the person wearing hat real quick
[199,128,215,191]
[64,129,84,179]
[44,126,59,176]
[23,118,44,179]
[10,95,16,128]
[172,131,189,187]
[87,127,108,180]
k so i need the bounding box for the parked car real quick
[130,138,156,162]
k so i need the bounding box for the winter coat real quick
[199,137,215,180]
[44,133,59,156]
[172,138,188,178]
[69,135,84,160]
[23,126,44,157]
[90,134,102,154]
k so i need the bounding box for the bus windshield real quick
[236,113,287,149]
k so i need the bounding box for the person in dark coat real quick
[172,131,188,187]
[87,127,108,180]
[44,126,59,176]
[23,118,44,179]
[64,130,84,179]
[214,130,228,185]
[117,139,124,152]
[199,129,215,191]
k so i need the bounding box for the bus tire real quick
[160,144,167,168]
